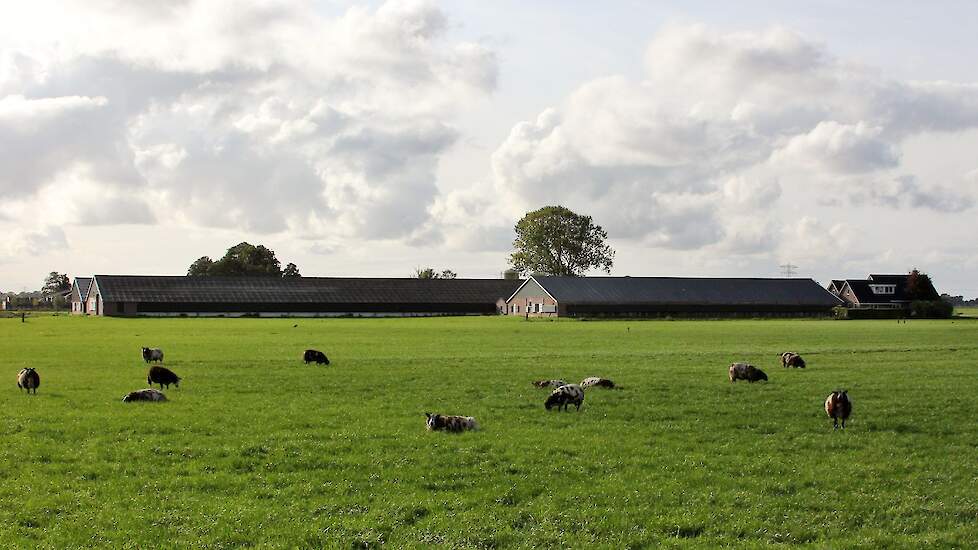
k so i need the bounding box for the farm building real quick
[69,277,93,314]
[83,275,522,317]
[505,276,842,318]
[828,273,939,309]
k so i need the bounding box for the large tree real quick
[508,205,614,277]
[282,263,301,278]
[42,272,70,295]
[414,267,457,279]
[905,269,940,300]
[187,243,296,277]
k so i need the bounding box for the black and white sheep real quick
[303,349,330,365]
[532,379,567,388]
[545,384,585,411]
[425,413,479,432]
[122,388,168,402]
[147,366,181,389]
[728,362,768,383]
[16,368,40,394]
[580,376,615,389]
[780,352,806,368]
[141,347,164,363]
[824,390,852,429]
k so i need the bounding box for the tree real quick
[414,267,457,279]
[282,263,301,278]
[186,243,295,277]
[187,256,214,276]
[42,272,70,295]
[502,268,520,280]
[905,269,940,300]
[508,205,614,277]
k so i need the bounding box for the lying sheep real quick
[532,379,567,388]
[122,388,167,402]
[545,384,585,412]
[148,366,181,389]
[16,368,40,395]
[728,362,768,383]
[303,349,329,365]
[141,347,164,363]
[824,390,852,430]
[780,352,806,368]
[580,376,615,389]
[425,413,479,432]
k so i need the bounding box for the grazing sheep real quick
[580,376,615,389]
[728,363,768,383]
[545,384,585,411]
[16,368,40,395]
[122,388,167,402]
[532,379,567,388]
[824,390,852,430]
[141,347,164,363]
[147,366,181,389]
[780,352,806,368]
[425,413,479,432]
[303,349,330,365]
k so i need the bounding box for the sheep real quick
[122,388,168,402]
[780,352,806,368]
[141,347,164,363]
[728,362,768,383]
[147,366,181,389]
[303,349,329,365]
[824,390,852,430]
[425,413,479,432]
[532,379,567,388]
[580,376,615,389]
[16,368,40,395]
[545,384,585,411]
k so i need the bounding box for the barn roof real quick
[73,277,93,301]
[527,276,842,307]
[91,275,522,305]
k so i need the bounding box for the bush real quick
[910,300,954,319]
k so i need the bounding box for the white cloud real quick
[1,226,68,257]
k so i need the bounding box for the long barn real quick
[505,276,842,318]
[84,275,522,317]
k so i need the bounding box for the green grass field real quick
[2,315,978,548]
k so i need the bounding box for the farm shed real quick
[69,277,93,314]
[85,275,522,317]
[505,276,843,318]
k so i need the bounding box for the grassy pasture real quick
[2,315,978,548]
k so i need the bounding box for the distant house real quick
[83,275,522,317]
[1,295,11,311]
[505,276,842,318]
[70,277,93,314]
[828,273,938,309]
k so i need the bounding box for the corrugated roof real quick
[92,275,522,305]
[74,277,93,301]
[532,276,843,306]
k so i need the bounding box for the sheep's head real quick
[425,413,443,430]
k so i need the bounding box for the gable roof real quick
[841,278,912,304]
[91,275,522,305]
[73,277,93,301]
[528,276,842,307]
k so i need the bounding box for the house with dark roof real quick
[69,277,93,314]
[505,276,842,318]
[828,273,938,309]
[85,275,522,317]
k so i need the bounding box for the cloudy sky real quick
[2,1,977,295]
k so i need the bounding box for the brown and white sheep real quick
[122,388,168,402]
[728,363,768,383]
[532,379,567,388]
[824,390,852,429]
[780,352,806,368]
[580,376,615,389]
[425,413,479,432]
[545,384,585,411]
[16,368,40,395]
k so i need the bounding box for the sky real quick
[2,0,978,295]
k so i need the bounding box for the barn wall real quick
[506,279,561,317]
[564,303,835,318]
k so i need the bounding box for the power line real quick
[779,263,798,278]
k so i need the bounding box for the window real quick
[869,284,896,295]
